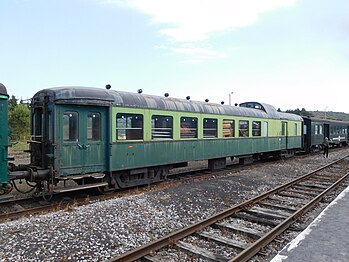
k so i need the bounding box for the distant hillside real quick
[309,111,349,122]
[283,108,349,122]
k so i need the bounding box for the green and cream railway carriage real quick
[18,87,304,192]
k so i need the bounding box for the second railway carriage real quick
[302,117,349,152]
[16,86,304,193]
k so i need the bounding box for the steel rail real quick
[110,155,349,262]
[0,203,63,221]
[229,171,349,262]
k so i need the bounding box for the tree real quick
[286,108,313,117]
[8,103,30,140]
[8,95,18,111]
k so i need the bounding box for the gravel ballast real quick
[1,149,348,261]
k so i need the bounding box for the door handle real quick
[77,144,90,150]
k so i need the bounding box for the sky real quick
[1,0,349,112]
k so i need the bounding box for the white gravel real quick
[0,195,192,261]
[0,149,348,261]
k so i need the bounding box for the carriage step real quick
[53,182,108,193]
[57,173,105,180]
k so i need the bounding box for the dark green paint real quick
[110,137,302,170]
[55,105,108,176]
[0,97,9,184]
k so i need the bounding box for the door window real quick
[63,112,78,141]
[87,112,101,141]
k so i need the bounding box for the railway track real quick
[0,158,305,222]
[0,193,94,222]
[0,155,260,221]
[0,150,344,223]
[110,155,349,262]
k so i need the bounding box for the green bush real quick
[9,103,30,141]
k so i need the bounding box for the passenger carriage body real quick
[28,87,303,191]
[303,117,349,152]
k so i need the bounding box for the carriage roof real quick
[32,86,303,121]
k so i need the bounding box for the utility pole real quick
[229,92,234,105]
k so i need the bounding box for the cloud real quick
[172,47,227,63]
[102,0,296,63]
[108,0,296,42]
[172,47,225,57]
[154,45,227,63]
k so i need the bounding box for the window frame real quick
[252,121,261,137]
[203,118,218,138]
[314,124,319,135]
[116,113,144,141]
[87,112,101,141]
[223,119,235,138]
[63,111,79,142]
[180,117,198,139]
[239,120,249,137]
[151,115,173,139]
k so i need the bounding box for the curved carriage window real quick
[223,120,234,137]
[239,120,249,137]
[116,113,143,140]
[152,115,173,139]
[180,117,197,138]
[63,112,78,141]
[252,121,261,136]
[203,118,217,138]
[294,123,298,136]
[88,112,101,140]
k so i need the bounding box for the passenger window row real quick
[115,113,264,141]
[330,127,348,135]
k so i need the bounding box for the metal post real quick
[229,92,233,105]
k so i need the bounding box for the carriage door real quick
[58,106,107,176]
[324,124,330,140]
[281,121,288,149]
